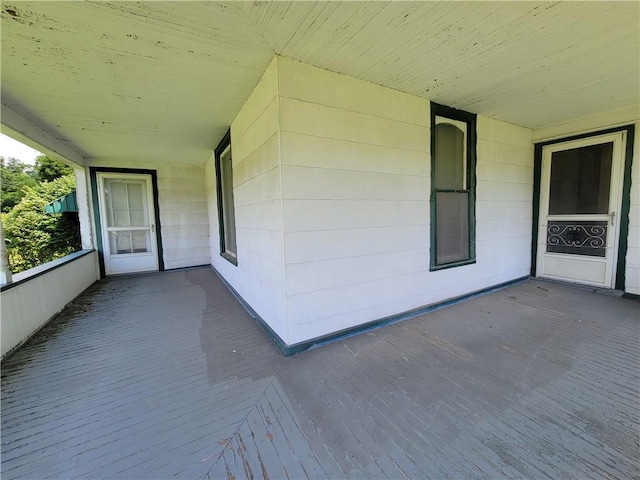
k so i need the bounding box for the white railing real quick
[1,250,99,359]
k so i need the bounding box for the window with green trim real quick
[430,103,477,270]
[214,129,237,265]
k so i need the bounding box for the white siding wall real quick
[1,251,98,358]
[277,58,533,345]
[207,58,288,341]
[216,57,638,346]
[476,117,534,286]
[533,107,640,295]
[86,160,210,270]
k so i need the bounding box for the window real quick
[430,103,477,270]
[214,129,237,265]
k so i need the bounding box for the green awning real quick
[44,191,78,214]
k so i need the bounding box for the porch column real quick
[0,217,12,285]
[74,167,94,250]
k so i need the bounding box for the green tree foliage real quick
[34,155,74,182]
[2,174,81,273]
[0,157,37,212]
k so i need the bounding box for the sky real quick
[0,133,43,165]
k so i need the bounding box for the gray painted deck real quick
[1,267,638,479]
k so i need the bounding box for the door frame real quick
[90,167,164,278]
[531,124,635,290]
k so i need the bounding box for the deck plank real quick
[2,268,638,479]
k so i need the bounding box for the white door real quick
[536,132,626,288]
[97,173,159,275]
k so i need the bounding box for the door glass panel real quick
[127,183,145,226]
[127,183,143,208]
[109,230,151,255]
[114,211,130,227]
[110,183,128,210]
[104,179,149,228]
[546,221,607,257]
[131,231,150,253]
[109,231,131,255]
[436,191,469,264]
[130,210,145,226]
[549,143,613,215]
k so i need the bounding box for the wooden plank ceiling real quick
[1,1,638,165]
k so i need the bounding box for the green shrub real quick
[3,174,80,273]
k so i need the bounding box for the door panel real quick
[548,143,612,215]
[97,173,159,275]
[546,220,607,257]
[536,132,625,288]
[541,255,607,284]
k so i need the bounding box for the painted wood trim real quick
[210,265,287,351]
[531,125,635,290]
[213,129,238,266]
[531,143,543,277]
[1,103,86,166]
[430,102,477,271]
[89,167,164,278]
[0,249,94,292]
[429,258,476,271]
[286,276,529,356]
[212,263,528,356]
[617,125,636,290]
[89,168,105,277]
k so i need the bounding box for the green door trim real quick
[429,102,478,271]
[531,124,635,290]
[89,167,164,278]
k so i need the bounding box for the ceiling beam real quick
[1,103,86,167]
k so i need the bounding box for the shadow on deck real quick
[1,267,639,479]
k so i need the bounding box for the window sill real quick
[220,252,238,266]
[430,258,476,272]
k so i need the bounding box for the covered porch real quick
[2,267,638,479]
[1,1,639,355]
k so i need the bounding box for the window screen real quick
[214,130,237,265]
[220,146,237,256]
[436,191,469,264]
[431,104,476,269]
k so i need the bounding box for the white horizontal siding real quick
[146,165,210,270]
[1,251,99,358]
[278,57,429,127]
[278,58,534,345]
[209,57,288,341]
[475,116,533,274]
[283,166,427,201]
[476,218,532,241]
[285,225,428,265]
[280,98,428,153]
[280,131,429,175]
[213,57,637,348]
[205,153,218,265]
[283,200,428,233]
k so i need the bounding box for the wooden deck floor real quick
[1,267,639,479]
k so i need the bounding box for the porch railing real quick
[1,249,98,359]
